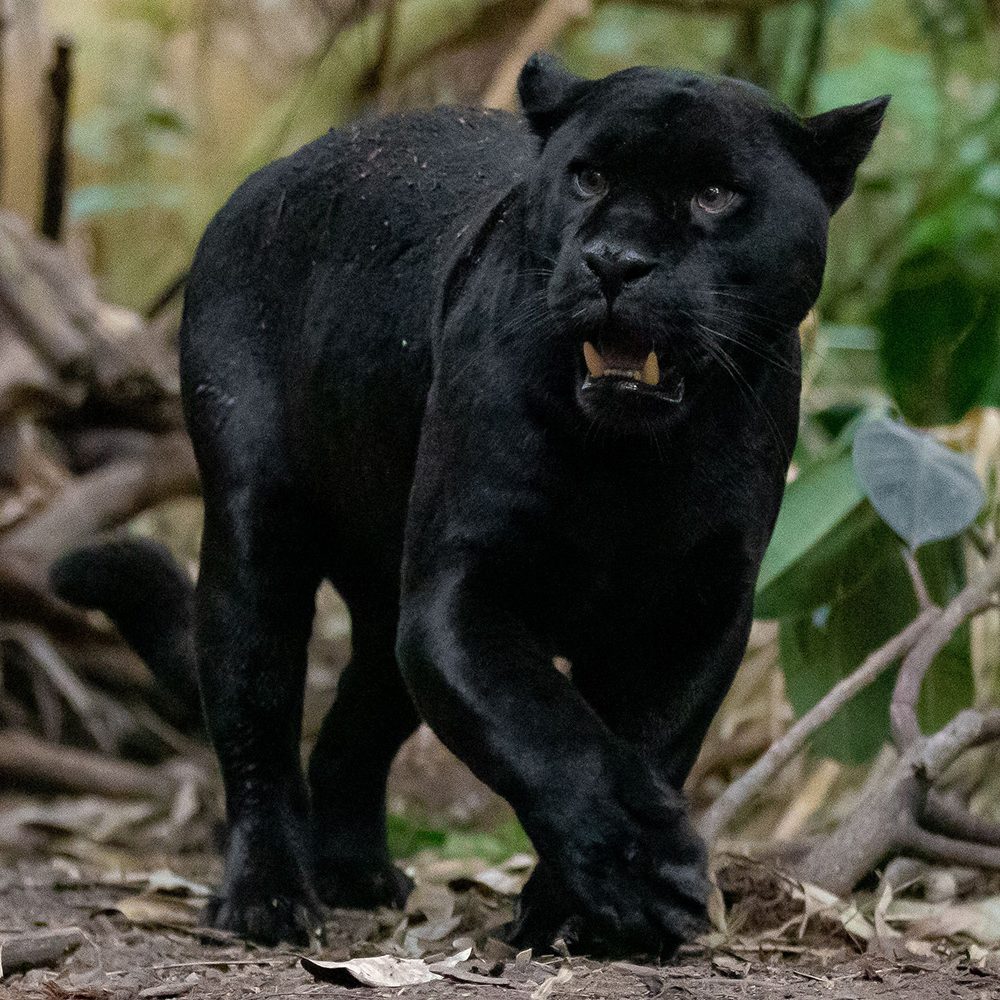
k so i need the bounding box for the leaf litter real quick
[6,841,1000,997]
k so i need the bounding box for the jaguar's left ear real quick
[518,52,588,142]
[799,95,891,211]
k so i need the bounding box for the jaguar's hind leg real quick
[308,605,419,909]
[196,492,325,945]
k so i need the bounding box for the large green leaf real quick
[853,416,985,548]
[876,249,1000,425]
[755,446,867,618]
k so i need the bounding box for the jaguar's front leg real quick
[396,561,709,958]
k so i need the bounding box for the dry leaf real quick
[530,963,572,1000]
[144,869,211,897]
[707,879,728,934]
[402,914,463,952]
[428,962,514,986]
[874,883,901,941]
[435,946,474,967]
[472,868,524,896]
[711,953,749,978]
[795,882,875,941]
[301,954,443,986]
[112,892,203,927]
[405,883,456,922]
[501,853,535,872]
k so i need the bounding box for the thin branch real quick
[793,0,830,114]
[0,4,8,205]
[923,792,1000,848]
[904,823,1000,871]
[8,624,116,753]
[698,607,939,843]
[0,728,178,800]
[920,709,1000,780]
[361,0,401,98]
[891,545,1000,748]
[143,269,189,321]
[903,547,933,611]
[968,523,993,558]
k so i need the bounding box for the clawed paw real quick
[522,765,711,958]
[206,890,327,946]
[315,856,413,910]
[507,858,708,960]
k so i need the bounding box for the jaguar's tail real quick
[50,538,200,717]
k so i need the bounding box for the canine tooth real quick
[583,341,606,378]
[641,351,660,386]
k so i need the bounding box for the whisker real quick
[687,320,790,468]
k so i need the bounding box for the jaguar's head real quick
[516,54,888,428]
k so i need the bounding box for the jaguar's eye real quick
[694,185,736,215]
[574,167,609,199]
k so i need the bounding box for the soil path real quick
[2,855,996,999]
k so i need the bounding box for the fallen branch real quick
[0,928,85,979]
[0,431,197,594]
[795,707,1000,894]
[0,729,179,801]
[891,544,1000,748]
[791,546,1000,893]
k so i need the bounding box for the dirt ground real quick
[3,848,1000,1000]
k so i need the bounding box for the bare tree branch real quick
[891,546,1000,748]
[698,607,939,843]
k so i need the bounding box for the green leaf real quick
[386,815,447,858]
[876,251,1000,426]
[755,446,867,618]
[386,815,532,863]
[853,416,985,548]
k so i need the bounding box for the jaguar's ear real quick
[518,52,587,141]
[799,95,891,211]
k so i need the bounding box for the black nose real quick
[582,241,655,302]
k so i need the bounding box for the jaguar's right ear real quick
[518,52,587,141]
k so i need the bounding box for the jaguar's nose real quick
[582,241,655,303]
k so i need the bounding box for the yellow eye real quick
[694,185,736,214]
[574,168,609,199]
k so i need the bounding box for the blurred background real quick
[1,0,1000,876]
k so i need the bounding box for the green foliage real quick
[755,442,867,620]
[776,529,973,763]
[876,251,1000,425]
[387,814,532,862]
[757,412,983,763]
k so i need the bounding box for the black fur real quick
[51,538,199,717]
[53,58,887,956]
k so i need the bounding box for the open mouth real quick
[580,341,685,403]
